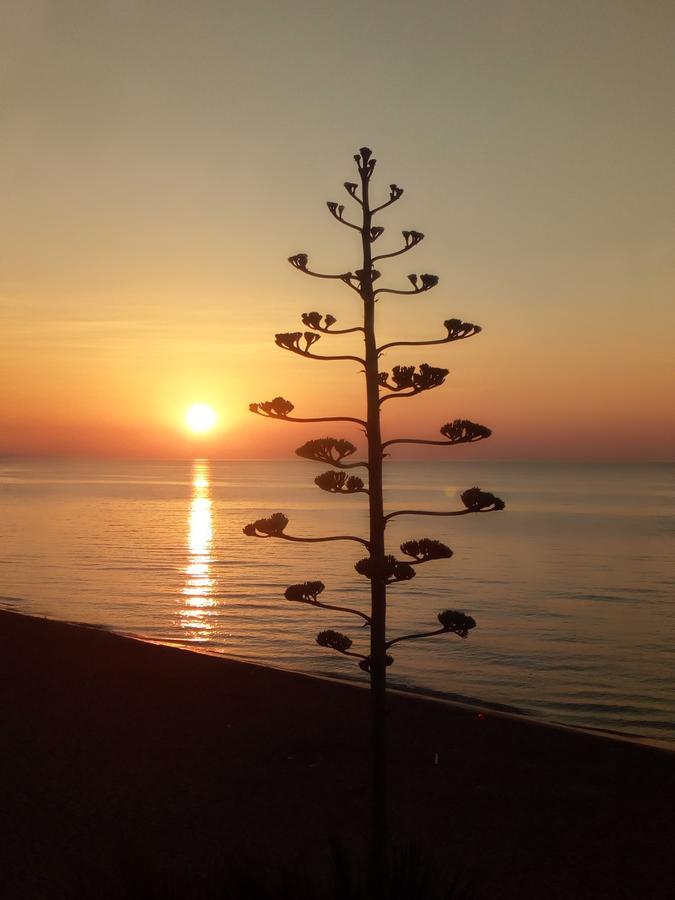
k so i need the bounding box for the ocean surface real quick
[1,458,673,744]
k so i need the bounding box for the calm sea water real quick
[1,458,673,744]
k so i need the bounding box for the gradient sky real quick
[2,0,674,460]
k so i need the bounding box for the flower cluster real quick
[355,555,416,584]
[242,513,289,537]
[460,487,506,512]
[369,226,384,242]
[288,253,309,271]
[275,332,322,354]
[285,581,325,603]
[358,654,394,673]
[354,147,376,178]
[402,230,424,248]
[437,610,477,638]
[388,184,404,202]
[400,539,453,563]
[407,273,439,291]
[326,201,346,220]
[344,181,358,197]
[301,311,337,331]
[354,268,381,285]
[249,397,295,418]
[316,629,353,653]
[314,471,365,494]
[296,438,358,466]
[439,420,492,444]
[444,318,481,340]
[379,364,449,393]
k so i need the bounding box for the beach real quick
[1,609,673,898]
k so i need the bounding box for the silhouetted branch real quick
[288,253,351,281]
[382,419,492,450]
[301,311,364,335]
[326,201,361,231]
[285,581,372,625]
[399,539,453,564]
[296,438,368,470]
[343,181,363,205]
[242,513,368,547]
[386,610,476,649]
[275,331,365,365]
[378,318,481,354]
[250,396,367,429]
[372,230,424,263]
[374,273,439,297]
[353,147,377,181]
[355,555,416,585]
[384,488,505,522]
[372,184,404,214]
[378,364,449,404]
[316,629,368,661]
[315,470,368,495]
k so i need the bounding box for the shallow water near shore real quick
[1,457,673,742]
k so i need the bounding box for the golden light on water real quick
[181,460,216,640]
[185,403,218,434]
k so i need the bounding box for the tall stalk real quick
[244,147,505,900]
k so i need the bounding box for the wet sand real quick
[1,609,673,898]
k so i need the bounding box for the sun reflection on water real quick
[181,460,216,640]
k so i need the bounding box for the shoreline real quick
[15,608,674,753]
[2,608,674,898]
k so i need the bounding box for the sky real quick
[2,0,674,460]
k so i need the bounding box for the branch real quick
[315,470,369,496]
[378,319,482,355]
[386,628,446,649]
[372,230,424,263]
[386,610,477,649]
[372,183,404,214]
[301,311,364,335]
[316,629,368,662]
[249,397,367,429]
[378,364,449,405]
[382,419,492,451]
[296,438,368,470]
[243,513,369,547]
[326,202,361,232]
[354,555,415,585]
[288,253,351,281]
[251,410,368,429]
[375,273,439,297]
[399,539,453,564]
[274,332,365,366]
[343,181,363,206]
[280,533,370,547]
[285,582,371,625]
[384,488,505,523]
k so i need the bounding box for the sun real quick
[185,403,218,434]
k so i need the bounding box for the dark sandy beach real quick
[1,609,673,898]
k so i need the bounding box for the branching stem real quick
[251,410,368,429]
[382,437,484,450]
[385,628,447,649]
[384,508,477,523]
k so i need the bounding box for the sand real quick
[1,609,673,898]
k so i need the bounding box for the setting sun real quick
[185,403,218,434]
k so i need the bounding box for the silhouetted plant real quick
[244,147,504,900]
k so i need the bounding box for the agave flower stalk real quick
[243,148,505,900]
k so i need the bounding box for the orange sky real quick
[2,2,674,461]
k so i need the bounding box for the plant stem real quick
[360,157,388,900]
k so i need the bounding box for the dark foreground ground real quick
[1,610,674,899]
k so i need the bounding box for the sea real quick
[1,458,673,745]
